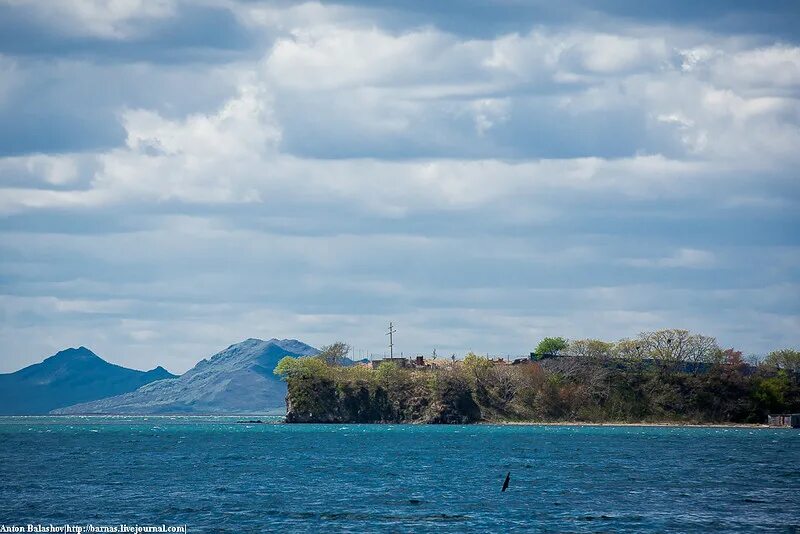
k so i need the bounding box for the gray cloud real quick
[0,0,798,372]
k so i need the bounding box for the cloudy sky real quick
[1,0,798,373]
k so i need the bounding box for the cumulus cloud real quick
[707,45,800,95]
[0,0,798,370]
[263,25,672,94]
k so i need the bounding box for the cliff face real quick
[284,372,481,424]
[280,353,800,425]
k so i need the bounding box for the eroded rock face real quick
[284,375,482,424]
[420,396,481,424]
[284,394,309,423]
[285,392,338,423]
[419,368,481,424]
[284,376,340,423]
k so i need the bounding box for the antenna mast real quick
[386,321,396,358]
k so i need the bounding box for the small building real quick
[767,414,800,428]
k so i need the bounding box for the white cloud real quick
[2,0,176,38]
[24,155,80,185]
[1,1,799,370]
[0,153,92,188]
[1,70,724,217]
[228,1,371,32]
[625,248,717,269]
[470,98,510,135]
[264,25,672,95]
[678,45,721,72]
[260,22,800,167]
[711,45,800,95]
[0,18,793,219]
[569,33,668,74]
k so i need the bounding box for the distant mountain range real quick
[0,347,177,415]
[52,338,318,415]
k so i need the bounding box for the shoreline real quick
[484,420,770,428]
[3,414,781,429]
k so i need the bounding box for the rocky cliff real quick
[283,365,481,424]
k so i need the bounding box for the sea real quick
[0,416,798,533]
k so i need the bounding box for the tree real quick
[316,341,352,366]
[535,337,568,358]
[491,366,523,409]
[745,354,762,367]
[636,329,718,373]
[569,339,613,360]
[752,371,791,413]
[274,356,329,380]
[764,349,800,372]
[462,352,495,406]
[463,352,492,378]
[612,339,645,362]
[720,348,744,367]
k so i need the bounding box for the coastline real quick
[1,414,781,429]
[485,420,771,428]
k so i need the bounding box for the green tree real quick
[751,371,791,413]
[274,356,329,380]
[463,352,492,376]
[535,337,568,358]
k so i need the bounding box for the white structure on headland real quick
[767,414,800,428]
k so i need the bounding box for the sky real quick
[0,0,798,373]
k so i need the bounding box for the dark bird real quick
[501,472,510,492]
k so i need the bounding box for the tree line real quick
[534,329,798,372]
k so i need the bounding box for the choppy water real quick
[0,417,798,533]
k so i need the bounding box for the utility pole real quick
[387,321,396,359]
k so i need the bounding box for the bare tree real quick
[745,354,762,368]
[765,349,800,372]
[636,329,718,373]
[491,366,523,408]
[317,342,352,366]
[569,339,614,361]
[613,339,644,362]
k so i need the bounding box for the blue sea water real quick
[0,417,798,533]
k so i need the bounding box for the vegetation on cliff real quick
[275,331,800,424]
[275,355,480,423]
